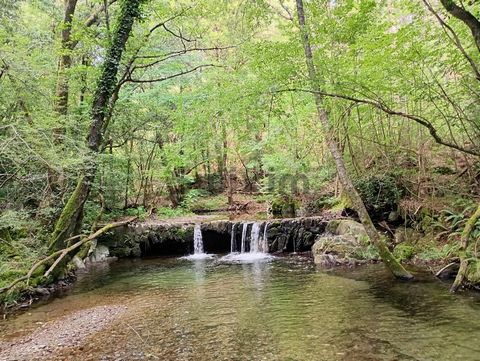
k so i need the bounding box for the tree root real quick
[0,217,137,295]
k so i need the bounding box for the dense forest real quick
[1,0,480,307]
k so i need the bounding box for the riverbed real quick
[1,256,480,360]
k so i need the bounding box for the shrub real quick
[353,174,404,220]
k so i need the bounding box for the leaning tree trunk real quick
[440,0,480,53]
[436,1,480,290]
[295,0,413,280]
[49,0,144,251]
[450,203,480,292]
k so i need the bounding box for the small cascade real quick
[240,223,248,253]
[230,223,236,253]
[220,221,273,262]
[193,224,204,255]
[250,223,261,253]
[262,222,269,253]
[181,224,213,260]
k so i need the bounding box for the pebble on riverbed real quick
[0,305,127,361]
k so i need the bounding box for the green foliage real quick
[180,189,210,210]
[305,195,341,214]
[433,200,480,241]
[187,193,228,212]
[393,244,415,261]
[353,174,404,218]
[417,243,460,261]
[267,193,299,217]
[156,207,193,218]
[1,0,480,303]
[354,243,380,261]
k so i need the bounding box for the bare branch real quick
[127,64,220,83]
[162,23,195,42]
[132,45,235,71]
[272,88,480,157]
[422,0,480,81]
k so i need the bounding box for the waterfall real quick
[193,224,204,255]
[230,223,236,253]
[262,222,269,253]
[181,224,213,260]
[250,222,261,253]
[240,223,248,253]
[220,221,273,262]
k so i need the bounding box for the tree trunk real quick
[49,0,144,251]
[440,0,480,53]
[295,0,413,280]
[450,203,480,292]
[54,0,78,118]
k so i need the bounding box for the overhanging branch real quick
[273,88,480,157]
[127,64,220,83]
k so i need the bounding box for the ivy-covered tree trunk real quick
[49,0,144,251]
[295,0,413,280]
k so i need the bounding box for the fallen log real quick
[0,217,137,295]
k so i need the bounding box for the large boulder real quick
[88,244,111,263]
[312,219,377,267]
[325,219,368,238]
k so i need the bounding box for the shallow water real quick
[2,256,480,360]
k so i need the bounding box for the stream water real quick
[2,257,480,360]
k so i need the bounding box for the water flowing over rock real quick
[221,221,272,262]
[99,216,328,257]
[193,224,204,254]
[182,224,212,260]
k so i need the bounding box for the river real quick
[1,256,480,360]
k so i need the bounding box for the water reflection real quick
[2,258,480,361]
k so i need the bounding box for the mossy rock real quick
[269,194,298,217]
[464,260,480,285]
[326,219,368,239]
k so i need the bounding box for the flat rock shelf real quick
[100,216,329,258]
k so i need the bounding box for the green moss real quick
[466,260,480,284]
[49,174,86,250]
[393,244,415,261]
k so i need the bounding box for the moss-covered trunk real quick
[451,203,480,291]
[49,0,144,252]
[295,0,413,280]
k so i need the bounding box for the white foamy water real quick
[182,224,214,260]
[221,221,273,262]
[219,252,274,262]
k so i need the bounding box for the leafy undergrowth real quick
[0,238,47,307]
[155,207,195,218]
[0,211,48,307]
[183,191,228,212]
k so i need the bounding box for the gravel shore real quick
[0,305,127,361]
